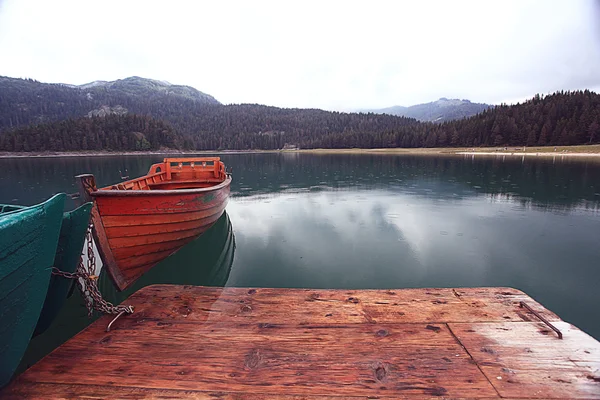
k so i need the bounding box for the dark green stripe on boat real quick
[0,194,66,387]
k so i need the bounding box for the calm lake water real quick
[1,153,599,370]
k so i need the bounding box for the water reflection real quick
[2,154,599,211]
[0,155,166,209]
[230,154,600,211]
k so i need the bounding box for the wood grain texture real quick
[3,285,599,399]
[0,383,536,400]
[101,206,227,227]
[94,187,230,215]
[449,321,600,399]
[110,286,560,325]
[88,202,127,289]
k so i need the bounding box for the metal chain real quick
[52,223,134,317]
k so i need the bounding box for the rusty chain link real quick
[52,223,134,318]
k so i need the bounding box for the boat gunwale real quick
[0,193,67,219]
[92,175,232,197]
[0,204,26,216]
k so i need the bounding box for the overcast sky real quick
[1,0,599,110]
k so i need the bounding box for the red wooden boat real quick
[77,157,231,291]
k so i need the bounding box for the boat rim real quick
[0,193,67,216]
[91,175,232,197]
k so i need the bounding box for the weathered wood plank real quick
[5,382,534,400]
[51,322,464,348]
[15,322,496,397]
[2,285,598,399]
[449,321,600,399]
[116,285,559,325]
[480,365,600,399]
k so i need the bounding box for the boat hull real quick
[97,212,236,305]
[34,202,92,336]
[0,194,66,387]
[90,178,231,291]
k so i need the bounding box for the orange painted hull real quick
[77,158,232,291]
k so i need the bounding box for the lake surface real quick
[1,153,599,370]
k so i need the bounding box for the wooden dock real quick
[3,285,599,399]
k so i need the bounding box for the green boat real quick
[0,194,66,387]
[34,202,92,336]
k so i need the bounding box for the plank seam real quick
[8,380,512,398]
[103,205,225,227]
[445,322,502,399]
[108,227,210,248]
[102,318,558,326]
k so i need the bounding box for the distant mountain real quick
[0,75,220,131]
[365,98,492,122]
[75,76,220,104]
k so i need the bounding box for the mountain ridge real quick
[3,75,488,123]
[362,98,492,122]
[78,76,220,104]
[0,75,220,130]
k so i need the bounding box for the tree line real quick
[0,114,186,152]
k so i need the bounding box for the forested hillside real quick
[0,114,186,152]
[0,74,598,152]
[300,90,598,149]
[430,91,599,147]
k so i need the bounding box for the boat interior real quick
[0,205,25,214]
[101,158,228,191]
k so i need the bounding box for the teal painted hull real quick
[0,194,66,387]
[34,202,92,336]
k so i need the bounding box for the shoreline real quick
[0,150,272,159]
[2,145,600,159]
[454,151,600,158]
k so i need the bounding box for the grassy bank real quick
[2,145,600,158]
[290,144,600,156]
